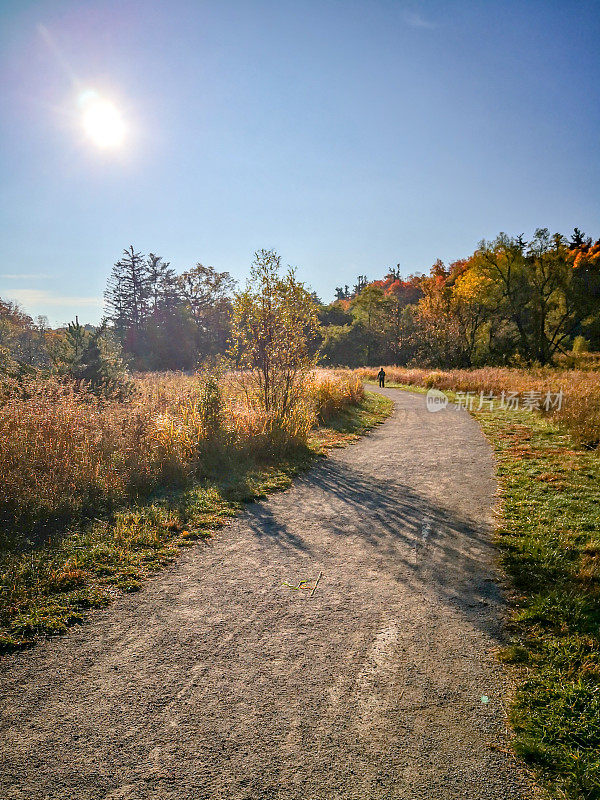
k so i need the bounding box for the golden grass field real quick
[0,369,364,542]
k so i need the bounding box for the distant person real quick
[377,367,386,388]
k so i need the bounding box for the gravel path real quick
[0,388,528,800]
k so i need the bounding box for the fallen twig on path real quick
[311,571,323,597]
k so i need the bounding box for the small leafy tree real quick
[230,249,320,415]
[0,299,50,376]
[179,264,235,359]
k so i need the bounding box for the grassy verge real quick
[374,379,600,799]
[477,407,600,800]
[0,391,392,654]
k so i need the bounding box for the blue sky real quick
[1,0,599,325]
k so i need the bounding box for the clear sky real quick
[1,0,599,325]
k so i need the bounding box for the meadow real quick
[0,369,364,544]
[0,369,391,650]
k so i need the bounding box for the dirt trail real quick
[0,388,527,799]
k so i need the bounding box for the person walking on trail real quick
[377,367,386,388]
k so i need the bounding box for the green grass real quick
[0,391,392,654]
[311,389,393,448]
[472,406,600,800]
[364,379,429,394]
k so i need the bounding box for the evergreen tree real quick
[334,285,350,301]
[352,275,369,296]
[570,227,589,248]
[104,246,151,345]
[77,325,130,395]
[65,317,86,362]
[385,264,402,281]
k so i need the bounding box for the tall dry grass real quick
[307,369,364,423]
[358,366,600,450]
[0,370,363,542]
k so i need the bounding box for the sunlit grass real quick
[477,407,600,800]
[0,372,391,653]
[0,369,364,546]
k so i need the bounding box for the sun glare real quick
[79,91,126,149]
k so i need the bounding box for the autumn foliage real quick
[321,228,600,367]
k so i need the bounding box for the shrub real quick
[573,336,590,354]
[424,371,443,389]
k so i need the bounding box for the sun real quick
[79,90,126,149]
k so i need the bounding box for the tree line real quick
[1,227,599,387]
[321,228,600,366]
[104,246,235,370]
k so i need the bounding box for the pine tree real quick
[65,316,86,362]
[570,227,590,249]
[79,325,129,394]
[104,246,151,342]
[352,275,369,296]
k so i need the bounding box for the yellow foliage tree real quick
[230,249,320,416]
